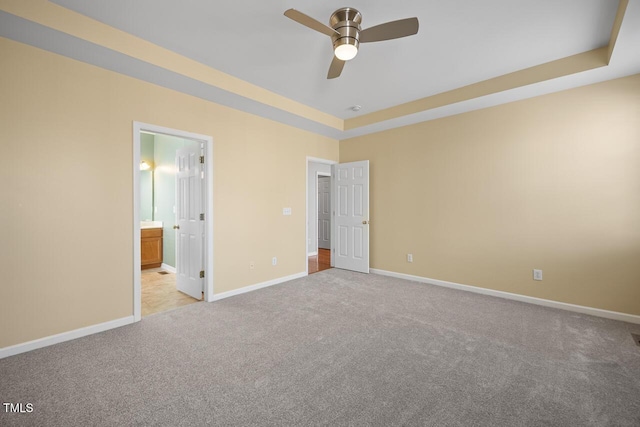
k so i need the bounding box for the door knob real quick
[173,225,180,230]
[362,220,369,225]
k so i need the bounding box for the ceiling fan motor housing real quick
[330,8,362,53]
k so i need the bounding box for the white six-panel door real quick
[334,161,369,273]
[175,145,204,300]
[318,176,331,250]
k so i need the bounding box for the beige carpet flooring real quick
[1,269,639,426]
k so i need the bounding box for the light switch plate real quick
[283,207,292,216]
[533,269,543,281]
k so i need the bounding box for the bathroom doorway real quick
[139,132,201,316]
[133,122,214,322]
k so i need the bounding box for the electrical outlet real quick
[283,207,292,216]
[250,261,254,269]
[407,253,413,263]
[272,257,277,266]
[533,269,543,281]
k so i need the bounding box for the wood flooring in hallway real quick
[308,248,331,274]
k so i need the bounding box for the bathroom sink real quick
[140,221,163,229]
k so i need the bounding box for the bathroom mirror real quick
[140,170,153,221]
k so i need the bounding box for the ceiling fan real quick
[284,7,419,79]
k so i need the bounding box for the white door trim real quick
[133,122,215,322]
[306,157,337,275]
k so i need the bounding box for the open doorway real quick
[133,122,214,322]
[307,157,337,275]
[139,132,202,316]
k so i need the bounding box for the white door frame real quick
[133,122,215,322]
[306,157,337,275]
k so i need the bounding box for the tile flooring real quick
[141,268,201,317]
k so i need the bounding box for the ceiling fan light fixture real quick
[334,43,358,61]
[284,7,419,79]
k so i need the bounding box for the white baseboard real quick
[212,272,307,302]
[161,263,176,273]
[0,316,136,360]
[308,251,318,256]
[371,269,640,325]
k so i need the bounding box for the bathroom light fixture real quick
[140,161,151,171]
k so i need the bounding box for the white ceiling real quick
[1,1,637,138]
[50,0,620,119]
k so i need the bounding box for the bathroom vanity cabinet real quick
[141,228,163,269]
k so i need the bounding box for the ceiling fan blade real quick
[327,56,345,79]
[284,9,339,37]
[360,17,419,43]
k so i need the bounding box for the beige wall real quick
[1,34,638,351]
[0,38,338,348]
[341,74,640,316]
